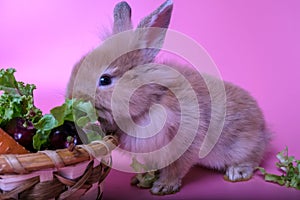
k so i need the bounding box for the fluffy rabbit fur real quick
[66,0,271,195]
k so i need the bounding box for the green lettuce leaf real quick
[0,68,104,151]
[33,98,103,150]
[0,68,42,126]
[130,157,159,188]
[258,147,300,190]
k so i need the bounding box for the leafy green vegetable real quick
[33,98,103,150]
[130,157,159,188]
[131,157,149,172]
[258,147,300,190]
[0,68,42,126]
[0,68,104,151]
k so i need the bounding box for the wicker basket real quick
[0,132,118,200]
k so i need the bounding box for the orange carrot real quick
[0,128,29,154]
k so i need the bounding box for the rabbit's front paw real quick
[150,179,181,195]
[224,165,254,182]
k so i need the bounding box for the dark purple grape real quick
[4,117,36,152]
[48,121,82,150]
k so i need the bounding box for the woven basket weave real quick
[0,134,118,200]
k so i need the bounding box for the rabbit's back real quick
[164,62,271,169]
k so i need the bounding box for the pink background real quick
[0,0,299,199]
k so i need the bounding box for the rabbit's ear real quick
[113,1,133,34]
[136,0,173,60]
[137,0,173,29]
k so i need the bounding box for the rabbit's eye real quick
[99,75,112,86]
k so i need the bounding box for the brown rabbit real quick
[66,0,271,195]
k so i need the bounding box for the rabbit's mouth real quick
[95,106,118,134]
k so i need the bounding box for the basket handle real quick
[0,136,118,174]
